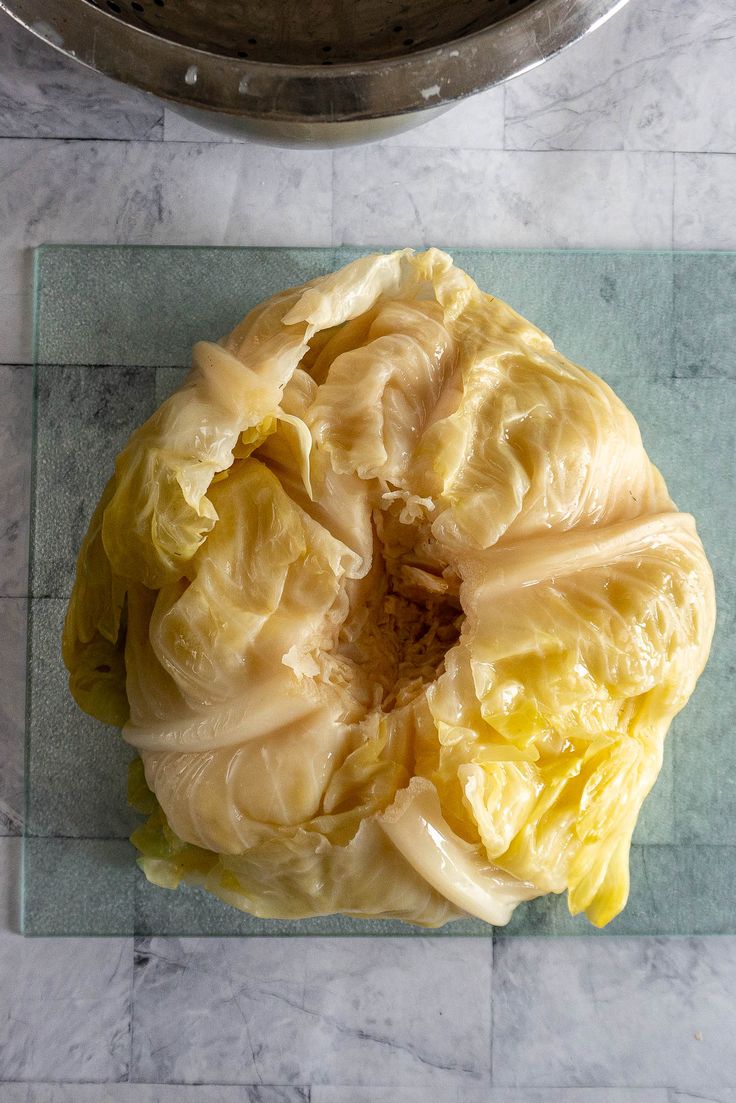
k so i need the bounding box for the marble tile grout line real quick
[329,148,336,247]
[15,135,688,156]
[127,938,136,1083]
[501,77,508,152]
[0,135,170,145]
[489,931,496,1087]
[670,150,676,250]
[129,936,143,1083]
[3,131,736,156]
[334,144,688,157]
[673,151,685,250]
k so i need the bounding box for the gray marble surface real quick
[0,0,735,1096]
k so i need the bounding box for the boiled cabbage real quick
[63,249,715,928]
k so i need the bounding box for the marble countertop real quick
[1,0,735,1097]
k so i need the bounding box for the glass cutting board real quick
[24,245,736,936]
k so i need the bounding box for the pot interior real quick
[88,0,537,65]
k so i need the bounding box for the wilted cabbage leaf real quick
[63,248,715,928]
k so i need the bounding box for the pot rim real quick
[1,0,631,122]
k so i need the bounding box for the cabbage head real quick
[63,249,715,928]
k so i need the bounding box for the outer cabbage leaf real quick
[423,513,715,925]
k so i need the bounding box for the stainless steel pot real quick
[1,0,630,145]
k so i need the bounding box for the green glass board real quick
[24,245,736,936]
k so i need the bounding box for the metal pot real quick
[1,0,630,146]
